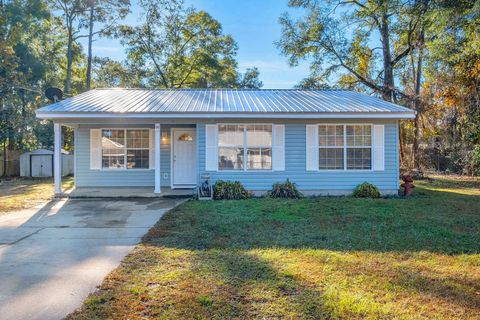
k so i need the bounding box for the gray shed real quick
[20,149,73,177]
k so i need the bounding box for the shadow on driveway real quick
[0,197,183,320]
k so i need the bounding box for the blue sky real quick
[81,0,311,88]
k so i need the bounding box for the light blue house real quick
[36,89,415,196]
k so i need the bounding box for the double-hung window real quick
[101,129,149,169]
[319,125,345,170]
[318,124,372,170]
[218,125,245,170]
[346,125,372,170]
[218,124,272,170]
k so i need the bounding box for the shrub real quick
[269,179,303,199]
[352,182,381,198]
[213,180,250,200]
[470,145,480,175]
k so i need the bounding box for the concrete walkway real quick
[0,198,184,320]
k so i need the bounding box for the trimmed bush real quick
[269,179,303,199]
[352,182,381,198]
[213,180,250,200]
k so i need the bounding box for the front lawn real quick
[0,177,74,214]
[68,176,480,319]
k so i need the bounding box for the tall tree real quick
[294,76,333,89]
[418,0,480,173]
[277,0,431,168]
[277,0,428,102]
[236,67,263,89]
[0,0,50,151]
[0,0,70,176]
[92,56,144,87]
[85,0,130,90]
[50,0,88,94]
[118,0,239,88]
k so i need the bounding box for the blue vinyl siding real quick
[198,120,399,192]
[75,120,399,192]
[75,124,193,187]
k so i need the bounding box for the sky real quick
[79,0,311,89]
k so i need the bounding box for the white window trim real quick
[217,123,274,172]
[100,128,152,171]
[317,123,374,172]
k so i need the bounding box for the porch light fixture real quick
[161,131,169,143]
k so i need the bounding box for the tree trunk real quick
[380,14,394,102]
[86,3,94,90]
[2,140,6,178]
[7,125,14,150]
[65,26,73,94]
[412,30,424,170]
[412,115,421,169]
[0,95,5,177]
[18,89,26,150]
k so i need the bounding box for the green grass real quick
[68,176,480,320]
[0,177,74,214]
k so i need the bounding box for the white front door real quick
[172,128,196,187]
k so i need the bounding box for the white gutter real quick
[36,111,416,120]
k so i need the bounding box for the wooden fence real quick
[0,150,21,177]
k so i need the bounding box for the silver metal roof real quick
[36,88,414,118]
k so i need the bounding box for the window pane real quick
[319,125,327,135]
[346,125,371,147]
[102,129,125,149]
[127,149,149,169]
[364,134,372,146]
[247,125,272,147]
[127,130,149,148]
[319,148,344,170]
[102,130,125,168]
[347,148,372,169]
[218,124,244,147]
[218,147,244,170]
[319,135,327,146]
[319,125,343,147]
[102,149,125,169]
[247,148,272,170]
[178,133,193,141]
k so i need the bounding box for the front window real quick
[218,125,244,170]
[246,125,272,170]
[319,125,344,170]
[102,130,125,169]
[318,124,372,170]
[218,124,272,170]
[346,125,372,170]
[102,129,149,169]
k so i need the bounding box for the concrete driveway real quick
[0,198,184,320]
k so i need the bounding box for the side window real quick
[346,125,372,170]
[317,124,372,170]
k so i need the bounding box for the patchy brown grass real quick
[0,177,74,214]
[68,175,480,320]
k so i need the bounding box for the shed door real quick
[31,155,53,177]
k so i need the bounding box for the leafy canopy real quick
[118,0,239,88]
